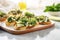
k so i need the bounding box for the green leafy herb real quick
[44,3,60,12]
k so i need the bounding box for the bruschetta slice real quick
[0,11,7,22]
[36,15,51,25]
[6,16,16,26]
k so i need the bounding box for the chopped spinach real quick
[7,16,16,23]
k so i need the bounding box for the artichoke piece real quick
[16,23,25,27]
[25,12,34,18]
[28,18,37,26]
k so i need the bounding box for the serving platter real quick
[0,21,54,35]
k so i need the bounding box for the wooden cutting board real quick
[0,21,55,35]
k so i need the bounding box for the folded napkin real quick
[49,16,60,22]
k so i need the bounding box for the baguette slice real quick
[0,18,7,22]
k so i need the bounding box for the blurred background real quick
[0,0,60,12]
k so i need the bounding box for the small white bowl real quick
[49,12,60,17]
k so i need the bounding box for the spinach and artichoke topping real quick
[16,17,28,27]
[36,15,50,23]
[7,11,50,28]
[8,10,22,15]
[16,17,37,27]
[28,18,37,26]
[15,14,50,27]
